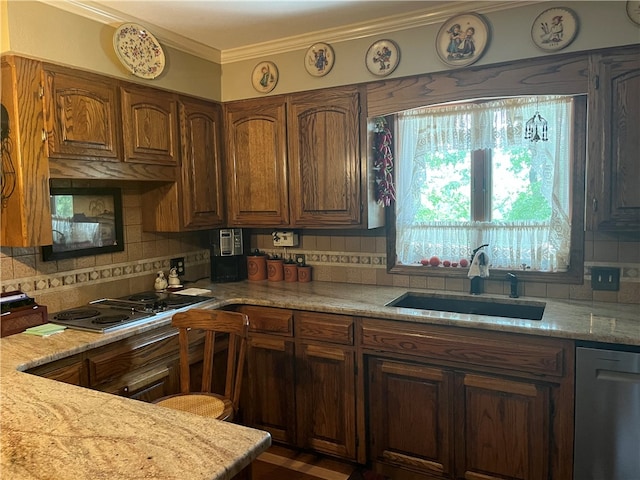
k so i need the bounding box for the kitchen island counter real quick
[2,280,638,479]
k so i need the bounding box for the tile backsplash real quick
[1,188,639,312]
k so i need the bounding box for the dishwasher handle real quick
[596,369,640,384]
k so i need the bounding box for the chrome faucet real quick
[506,273,519,298]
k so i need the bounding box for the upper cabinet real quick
[43,65,121,161]
[288,87,362,226]
[587,47,640,232]
[1,55,52,247]
[224,86,382,229]
[143,97,225,231]
[224,96,289,226]
[121,85,179,165]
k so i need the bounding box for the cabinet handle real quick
[592,197,598,212]
[41,129,47,142]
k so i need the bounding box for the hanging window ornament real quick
[524,111,548,142]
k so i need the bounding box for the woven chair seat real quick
[156,393,232,420]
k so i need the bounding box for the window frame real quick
[386,96,586,284]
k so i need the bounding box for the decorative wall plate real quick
[531,7,579,52]
[251,61,279,93]
[304,42,334,77]
[365,39,400,76]
[436,13,490,67]
[113,23,165,79]
[626,1,640,25]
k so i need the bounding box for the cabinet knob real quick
[592,197,598,212]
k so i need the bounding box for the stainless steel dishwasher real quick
[574,343,640,480]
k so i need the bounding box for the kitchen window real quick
[389,95,586,279]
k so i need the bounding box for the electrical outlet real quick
[295,254,306,266]
[591,266,620,291]
[170,257,185,277]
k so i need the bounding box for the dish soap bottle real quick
[154,271,168,291]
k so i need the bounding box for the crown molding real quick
[39,0,538,65]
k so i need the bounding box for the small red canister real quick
[284,263,298,282]
[267,257,284,282]
[247,250,267,281]
[297,265,312,283]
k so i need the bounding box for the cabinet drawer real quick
[296,312,354,345]
[361,319,566,377]
[87,328,179,386]
[238,306,293,336]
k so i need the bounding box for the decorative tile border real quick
[584,262,640,283]
[263,249,387,268]
[1,250,210,295]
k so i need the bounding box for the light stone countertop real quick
[2,280,638,479]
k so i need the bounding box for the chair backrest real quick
[172,308,249,413]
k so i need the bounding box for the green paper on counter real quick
[23,323,67,337]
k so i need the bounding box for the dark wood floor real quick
[252,445,355,480]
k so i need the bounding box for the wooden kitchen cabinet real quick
[288,87,362,226]
[587,46,640,231]
[121,85,179,165]
[238,306,296,444]
[224,87,382,228]
[142,97,225,231]
[0,55,52,247]
[361,319,574,480]
[27,354,89,387]
[237,306,358,461]
[224,97,290,226]
[42,64,120,161]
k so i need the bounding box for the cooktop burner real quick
[49,290,212,333]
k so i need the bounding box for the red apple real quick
[443,260,451,267]
[451,262,458,267]
[429,256,441,267]
[459,258,469,267]
[420,258,429,266]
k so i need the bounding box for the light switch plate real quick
[591,266,620,291]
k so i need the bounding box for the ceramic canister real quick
[247,252,267,281]
[267,258,284,282]
[297,265,312,283]
[284,263,298,282]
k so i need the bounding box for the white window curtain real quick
[395,96,573,272]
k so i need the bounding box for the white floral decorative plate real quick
[113,23,166,79]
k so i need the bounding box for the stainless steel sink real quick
[386,292,545,320]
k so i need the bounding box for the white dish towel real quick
[467,250,490,278]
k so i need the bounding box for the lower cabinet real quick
[362,318,574,480]
[28,354,89,387]
[238,306,358,461]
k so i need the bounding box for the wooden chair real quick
[154,308,249,421]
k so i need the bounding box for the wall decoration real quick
[251,61,279,93]
[365,39,401,76]
[531,7,579,52]
[436,13,490,67]
[626,1,640,25]
[304,42,334,77]
[113,23,165,79]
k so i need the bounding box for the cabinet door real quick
[43,66,120,161]
[587,48,640,231]
[297,342,357,460]
[224,97,289,226]
[455,372,551,480]
[245,335,296,444]
[367,357,454,478]
[29,357,89,387]
[121,85,178,165]
[288,87,361,226]
[179,98,225,228]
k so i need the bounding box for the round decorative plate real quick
[436,13,490,67]
[304,42,334,77]
[251,61,279,93]
[113,23,165,79]
[365,39,400,76]
[531,7,579,52]
[626,1,640,25]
